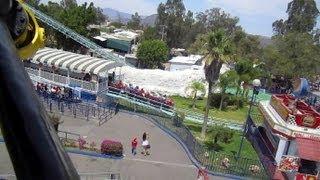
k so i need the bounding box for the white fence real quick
[25,67,107,93]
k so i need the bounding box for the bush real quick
[209,93,247,109]
[208,126,235,147]
[101,140,123,157]
[78,137,86,150]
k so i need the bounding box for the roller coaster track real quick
[24,3,126,65]
[106,90,244,131]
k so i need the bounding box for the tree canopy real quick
[263,32,320,78]
[265,0,320,78]
[273,0,319,35]
[155,0,187,48]
[136,40,169,69]
[37,1,105,51]
[127,12,141,30]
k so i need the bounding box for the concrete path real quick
[0,111,229,180]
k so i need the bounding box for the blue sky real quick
[41,0,320,37]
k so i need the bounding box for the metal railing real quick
[69,78,97,92]
[38,94,116,123]
[78,172,121,180]
[58,130,81,141]
[106,87,244,130]
[0,172,121,180]
[26,67,101,92]
[24,4,126,65]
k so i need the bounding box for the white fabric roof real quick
[169,55,203,65]
[31,47,122,76]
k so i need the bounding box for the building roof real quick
[169,55,203,65]
[31,47,123,76]
[296,136,320,161]
[100,30,138,42]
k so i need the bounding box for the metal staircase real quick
[24,4,126,65]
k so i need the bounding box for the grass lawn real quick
[171,95,263,123]
[184,120,258,160]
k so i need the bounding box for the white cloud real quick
[207,0,291,18]
[41,0,158,15]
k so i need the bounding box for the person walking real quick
[197,167,209,180]
[141,132,150,156]
[131,137,138,155]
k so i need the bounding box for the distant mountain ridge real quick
[103,8,157,26]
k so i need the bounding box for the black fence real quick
[117,100,269,179]
[38,95,116,126]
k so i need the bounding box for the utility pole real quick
[159,25,167,41]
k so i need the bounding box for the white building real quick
[168,55,203,71]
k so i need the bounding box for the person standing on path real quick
[197,167,209,180]
[141,132,150,155]
[131,137,138,155]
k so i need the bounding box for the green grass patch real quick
[171,95,263,123]
[184,121,258,160]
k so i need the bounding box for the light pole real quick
[237,79,261,158]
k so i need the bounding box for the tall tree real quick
[39,1,104,51]
[155,0,186,48]
[191,29,234,138]
[196,8,240,35]
[61,0,77,8]
[273,0,319,35]
[136,40,169,69]
[127,12,141,30]
[141,27,159,41]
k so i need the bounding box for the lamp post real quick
[237,79,261,158]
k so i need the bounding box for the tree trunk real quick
[201,82,212,139]
[219,91,225,111]
[192,91,197,109]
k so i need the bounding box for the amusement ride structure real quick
[1,1,320,179]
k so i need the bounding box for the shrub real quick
[209,93,247,109]
[78,137,86,150]
[208,126,235,146]
[101,140,123,157]
[62,139,78,148]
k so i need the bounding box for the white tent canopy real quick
[31,47,123,76]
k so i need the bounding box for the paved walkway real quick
[0,111,228,180]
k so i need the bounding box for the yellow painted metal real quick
[15,0,44,60]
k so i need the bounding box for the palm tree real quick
[218,70,239,110]
[186,81,206,109]
[191,29,234,139]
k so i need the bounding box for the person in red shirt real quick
[131,137,138,155]
[197,167,209,180]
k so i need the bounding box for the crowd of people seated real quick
[109,81,174,108]
[35,82,80,103]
